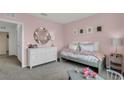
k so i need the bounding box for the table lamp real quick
[111,37,122,54]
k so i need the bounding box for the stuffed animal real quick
[83,68,98,78]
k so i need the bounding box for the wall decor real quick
[80,29,84,34]
[33,26,51,45]
[86,27,93,33]
[74,29,79,35]
[76,25,102,35]
[97,26,102,32]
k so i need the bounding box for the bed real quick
[59,42,105,74]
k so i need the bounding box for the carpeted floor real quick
[0,56,107,80]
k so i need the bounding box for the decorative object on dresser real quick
[28,47,57,69]
[108,53,123,74]
[28,44,38,48]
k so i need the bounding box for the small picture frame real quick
[80,29,84,34]
[86,27,93,33]
[73,29,79,35]
[97,26,102,32]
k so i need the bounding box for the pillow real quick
[79,42,99,52]
[68,43,79,51]
[79,44,94,52]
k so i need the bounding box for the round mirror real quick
[33,27,51,44]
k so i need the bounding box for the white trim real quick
[0,18,25,68]
[21,24,25,68]
[0,18,22,24]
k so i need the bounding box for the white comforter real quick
[61,51,100,63]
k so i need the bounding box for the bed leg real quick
[59,56,64,62]
[98,58,105,75]
[30,66,32,70]
[59,57,62,62]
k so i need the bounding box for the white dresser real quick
[28,47,57,69]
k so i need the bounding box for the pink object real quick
[83,68,90,74]
[83,73,89,78]
[89,72,94,77]
[92,72,98,78]
[82,68,98,78]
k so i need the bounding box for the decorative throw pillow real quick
[68,43,79,51]
[79,42,98,52]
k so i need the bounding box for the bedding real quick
[68,43,79,51]
[60,42,105,74]
[79,43,95,52]
[79,42,99,52]
[61,48,105,63]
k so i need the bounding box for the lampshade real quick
[111,37,122,47]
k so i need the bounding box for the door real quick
[17,24,22,62]
[0,32,8,55]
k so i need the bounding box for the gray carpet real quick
[0,56,107,80]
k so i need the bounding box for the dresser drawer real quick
[110,56,116,62]
[28,47,57,69]
[115,58,122,64]
[110,56,122,64]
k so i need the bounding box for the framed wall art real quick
[97,26,102,32]
[86,26,94,34]
[80,29,84,34]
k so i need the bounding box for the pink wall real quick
[63,13,124,55]
[0,13,65,66]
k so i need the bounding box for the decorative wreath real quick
[33,27,51,44]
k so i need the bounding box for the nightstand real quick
[109,53,123,74]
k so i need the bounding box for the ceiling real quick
[30,13,96,24]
